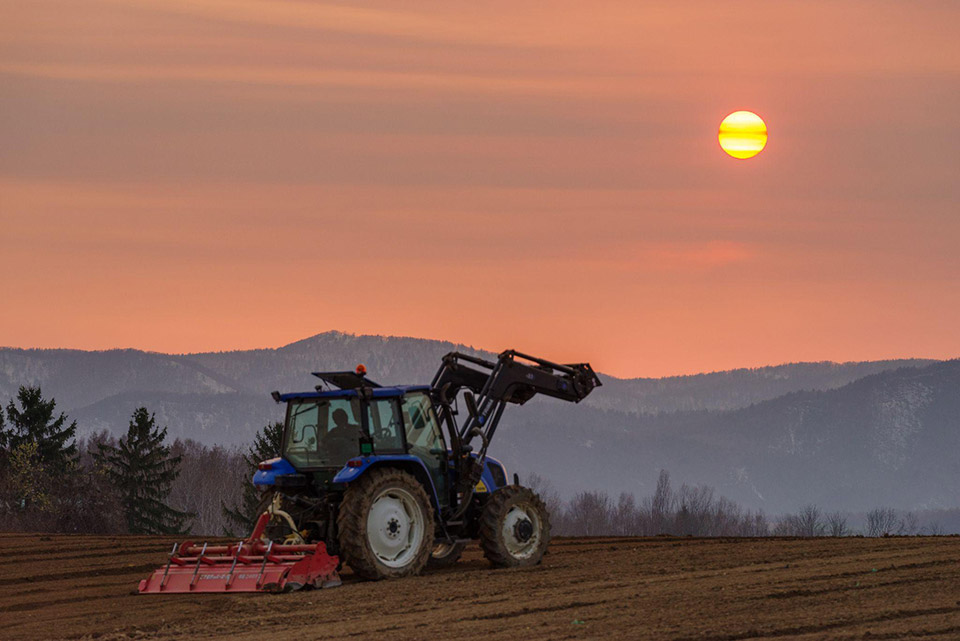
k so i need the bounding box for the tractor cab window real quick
[367,398,404,452]
[283,397,362,469]
[402,393,444,452]
[402,392,447,498]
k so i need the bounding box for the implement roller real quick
[138,511,341,593]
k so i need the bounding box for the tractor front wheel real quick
[337,468,434,580]
[479,485,551,568]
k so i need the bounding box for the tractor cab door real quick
[366,398,405,453]
[401,392,448,507]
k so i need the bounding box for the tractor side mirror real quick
[463,391,479,420]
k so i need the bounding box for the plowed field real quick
[2,534,959,640]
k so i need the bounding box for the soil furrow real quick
[2,535,959,641]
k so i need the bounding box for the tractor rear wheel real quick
[479,485,551,568]
[426,541,466,569]
[337,468,434,580]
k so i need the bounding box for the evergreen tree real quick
[222,421,284,535]
[95,407,191,534]
[7,440,53,511]
[0,407,7,473]
[2,386,78,474]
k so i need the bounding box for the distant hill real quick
[0,333,489,442]
[0,331,952,513]
[595,359,935,414]
[0,331,928,441]
[496,360,960,513]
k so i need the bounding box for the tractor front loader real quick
[138,349,600,593]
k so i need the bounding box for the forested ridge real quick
[1,331,956,517]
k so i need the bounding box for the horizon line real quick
[0,329,946,381]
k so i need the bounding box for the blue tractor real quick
[248,350,600,582]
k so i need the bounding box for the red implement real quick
[138,514,341,594]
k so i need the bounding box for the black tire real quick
[479,485,551,568]
[336,467,435,580]
[426,541,466,569]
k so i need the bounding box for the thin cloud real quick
[99,0,549,48]
[0,61,634,97]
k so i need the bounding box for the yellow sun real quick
[718,111,767,159]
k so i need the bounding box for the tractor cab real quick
[283,394,364,469]
[257,370,452,509]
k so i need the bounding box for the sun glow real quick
[718,111,767,159]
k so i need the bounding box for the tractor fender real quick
[447,453,508,494]
[480,456,509,493]
[252,457,297,486]
[333,455,442,513]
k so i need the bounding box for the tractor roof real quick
[275,385,430,403]
[312,370,379,390]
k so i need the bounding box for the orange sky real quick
[2,1,959,377]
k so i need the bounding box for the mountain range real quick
[1,331,954,513]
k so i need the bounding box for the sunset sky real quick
[2,1,959,377]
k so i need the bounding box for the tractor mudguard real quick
[479,456,508,493]
[333,455,442,512]
[252,457,297,486]
[448,453,508,494]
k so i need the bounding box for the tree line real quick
[531,471,948,538]
[534,470,768,537]
[1,385,954,538]
[0,385,278,536]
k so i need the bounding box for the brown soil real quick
[2,533,960,640]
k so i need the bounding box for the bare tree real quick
[565,491,612,536]
[712,497,745,536]
[797,505,825,536]
[775,505,825,537]
[635,497,653,536]
[924,522,945,536]
[899,511,919,536]
[650,469,673,535]
[826,512,849,537]
[747,510,770,537]
[168,439,245,536]
[612,493,639,536]
[866,507,900,537]
[773,517,797,536]
[674,484,714,536]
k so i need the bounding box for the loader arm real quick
[431,350,601,509]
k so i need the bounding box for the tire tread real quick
[336,467,435,580]
[478,485,551,568]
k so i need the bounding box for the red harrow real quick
[138,512,341,594]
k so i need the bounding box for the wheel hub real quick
[502,504,541,559]
[387,518,401,538]
[513,518,534,543]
